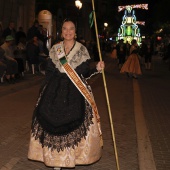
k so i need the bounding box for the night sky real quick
[119,0,159,5]
[118,0,159,14]
[116,0,167,34]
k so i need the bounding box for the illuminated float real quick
[117,4,148,44]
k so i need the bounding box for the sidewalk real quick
[137,55,170,170]
[0,73,44,97]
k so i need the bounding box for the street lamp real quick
[75,0,82,10]
[104,22,108,28]
[75,0,82,39]
[104,23,108,40]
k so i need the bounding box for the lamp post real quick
[75,0,82,40]
[75,0,82,10]
[104,22,108,28]
[104,22,108,40]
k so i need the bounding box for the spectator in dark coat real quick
[116,39,126,69]
[26,36,40,72]
[144,39,154,70]
[27,20,40,41]
[2,21,16,41]
[27,20,48,56]
[15,26,26,45]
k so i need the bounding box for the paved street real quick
[0,55,170,170]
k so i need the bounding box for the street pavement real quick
[0,54,170,170]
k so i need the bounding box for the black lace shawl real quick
[31,58,98,152]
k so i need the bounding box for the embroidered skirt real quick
[28,111,102,168]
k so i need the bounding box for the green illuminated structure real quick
[117,6,141,44]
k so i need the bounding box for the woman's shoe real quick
[126,73,130,77]
[126,73,132,78]
[133,75,138,79]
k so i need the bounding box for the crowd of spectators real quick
[1,20,170,84]
[108,37,170,75]
[0,20,50,84]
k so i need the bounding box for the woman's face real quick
[62,21,76,41]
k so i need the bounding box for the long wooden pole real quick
[91,0,120,170]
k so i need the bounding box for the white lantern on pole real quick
[38,10,52,49]
[75,0,82,9]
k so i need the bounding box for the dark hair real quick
[131,39,137,45]
[62,18,77,30]
[33,20,39,25]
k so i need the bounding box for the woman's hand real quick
[96,61,105,72]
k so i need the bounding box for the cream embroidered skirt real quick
[28,114,102,168]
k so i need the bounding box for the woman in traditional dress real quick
[28,19,104,170]
[111,41,117,60]
[120,39,142,79]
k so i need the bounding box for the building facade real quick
[0,0,35,33]
[0,0,109,42]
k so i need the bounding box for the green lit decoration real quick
[117,6,141,44]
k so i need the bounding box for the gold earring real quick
[74,34,77,39]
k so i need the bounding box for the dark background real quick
[35,0,170,37]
